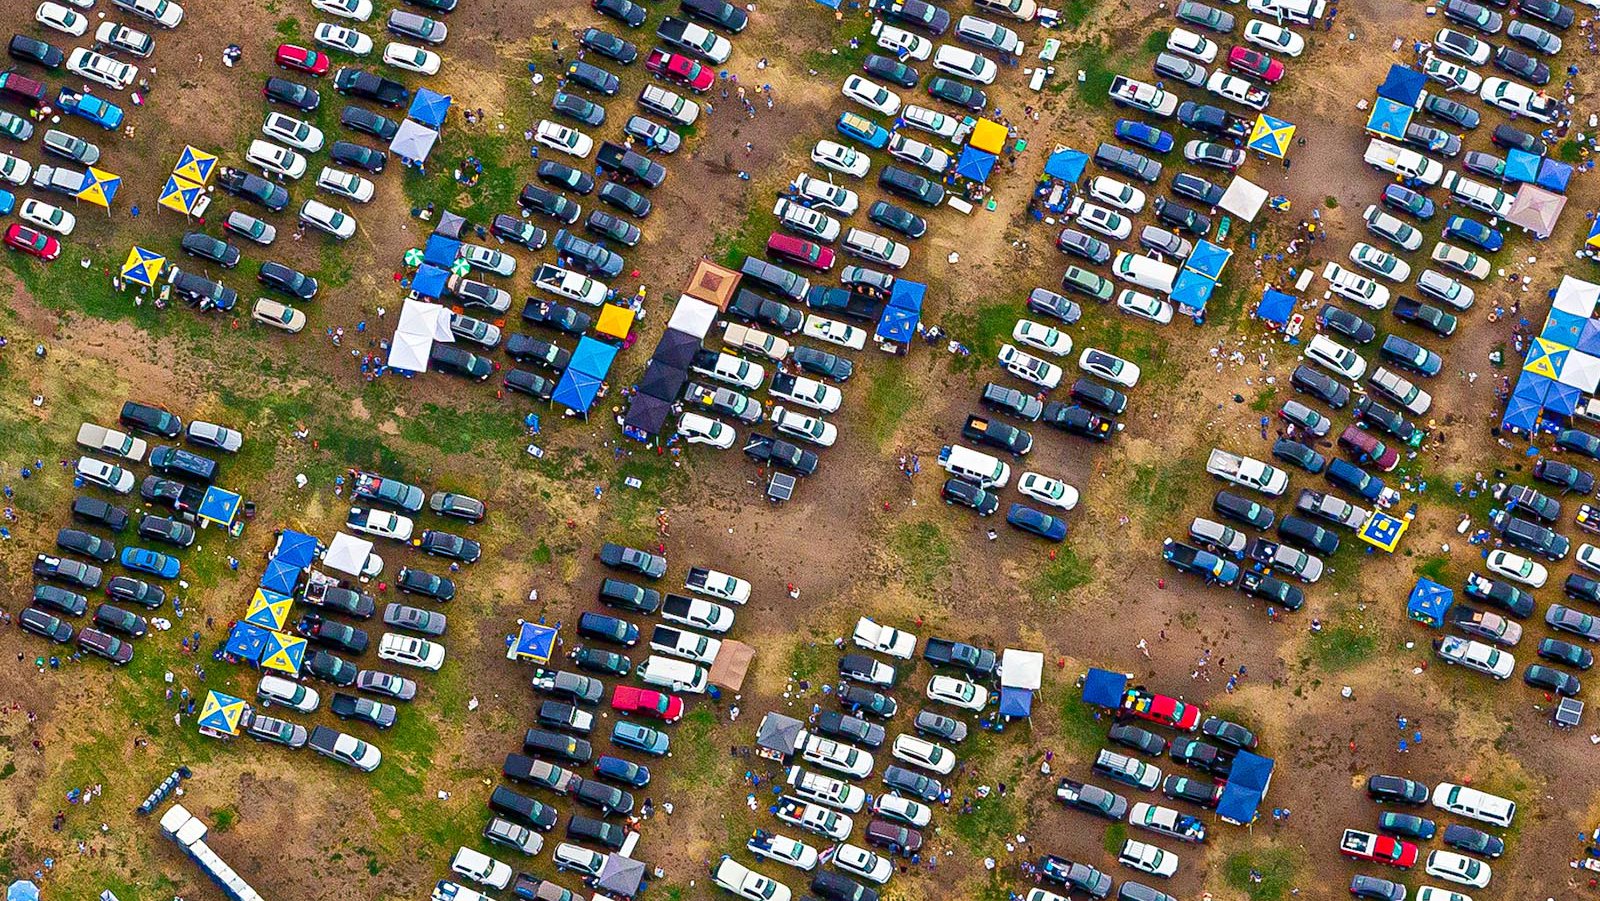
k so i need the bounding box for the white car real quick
[36,1,89,36]
[872,794,931,827]
[773,198,841,243]
[20,199,76,236]
[1088,176,1146,213]
[1442,172,1513,217]
[1079,348,1141,387]
[900,104,961,139]
[1431,242,1490,280]
[891,733,956,775]
[926,674,989,711]
[536,119,592,158]
[1578,542,1600,576]
[790,173,859,215]
[76,455,135,494]
[1486,549,1547,587]
[552,843,606,878]
[1207,70,1270,110]
[887,133,950,175]
[1480,77,1557,123]
[713,858,792,901]
[998,343,1063,389]
[114,0,183,27]
[77,423,147,461]
[1068,197,1131,240]
[313,0,373,20]
[68,48,138,90]
[188,421,243,453]
[1120,839,1179,878]
[247,139,308,179]
[1012,319,1071,356]
[747,832,820,871]
[1116,289,1174,324]
[873,21,932,60]
[317,166,375,203]
[1304,334,1366,381]
[771,405,837,447]
[678,412,736,449]
[802,735,874,778]
[1425,852,1491,889]
[299,199,356,240]
[1167,26,1219,62]
[1349,242,1411,282]
[1019,472,1079,511]
[812,140,870,178]
[842,228,909,270]
[833,844,893,884]
[462,243,516,277]
[1416,888,1473,901]
[932,45,997,84]
[253,298,306,333]
[1435,27,1491,65]
[770,372,842,412]
[1322,261,1390,310]
[1423,53,1481,93]
[383,41,440,75]
[803,315,866,350]
[263,112,325,152]
[1243,19,1305,56]
[0,153,32,186]
[314,23,374,55]
[451,847,513,891]
[312,728,381,771]
[378,633,445,670]
[841,75,901,115]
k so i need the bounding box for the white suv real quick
[1305,334,1367,380]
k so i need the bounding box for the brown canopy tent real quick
[709,639,755,692]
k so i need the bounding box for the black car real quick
[258,261,319,300]
[504,368,555,399]
[598,181,651,218]
[863,53,920,87]
[1107,723,1167,756]
[217,166,289,212]
[1534,457,1595,494]
[419,529,482,563]
[148,445,218,483]
[1272,439,1325,474]
[1526,663,1581,695]
[1442,823,1505,858]
[490,785,560,830]
[942,477,1000,515]
[1170,172,1224,207]
[571,776,634,814]
[1277,516,1340,555]
[32,584,87,617]
[330,140,387,173]
[552,90,606,126]
[1538,636,1594,669]
[521,298,592,335]
[1492,122,1545,154]
[1366,774,1429,804]
[538,160,596,195]
[1319,304,1376,344]
[264,76,320,111]
[586,210,641,246]
[566,60,622,97]
[9,34,63,69]
[520,183,584,225]
[728,290,804,333]
[1056,227,1111,264]
[1493,46,1551,85]
[1239,570,1305,610]
[593,0,648,26]
[882,764,940,801]
[1557,428,1600,460]
[1162,774,1222,808]
[597,578,661,614]
[1177,100,1249,138]
[1519,0,1574,28]
[580,27,638,63]
[296,613,368,654]
[1200,716,1256,750]
[505,334,572,371]
[578,611,638,647]
[71,495,128,532]
[1026,288,1082,325]
[1349,875,1406,901]
[926,76,985,111]
[339,105,399,141]
[1039,402,1115,441]
[793,346,853,381]
[305,649,358,685]
[1153,197,1209,235]
[838,684,898,718]
[1169,738,1228,775]
[1291,364,1351,408]
[817,711,887,747]
[1351,398,1414,444]
[179,232,240,268]
[491,214,548,251]
[883,0,950,33]
[93,602,148,637]
[681,0,748,29]
[869,200,927,239]
[396,565,456,601]
[1071,379,1127,416]
[744,433,820,476]
[1443,0,1502,32]
[595,141,665,187]
[137,515,195,548]
[573,646,631,676]
[878,165,946,206]
[107,576,164,609]
[1214,490,1275,529]
[333,67,408,107]
[21,607,74,643]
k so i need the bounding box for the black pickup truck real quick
[596,140,666,188]
[520,298,592,336]
[962,415,1033,456]
[1392,297,1458,338]
[333,67,408,107]
[923,637,998,677]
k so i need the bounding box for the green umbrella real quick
[403,248,424,267]
[450,258,472,277]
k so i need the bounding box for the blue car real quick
[1006,503,1067,541]
[58,88,124,131]
[120,546,180,579]
[611,721,670,756]
[1381,184,1435,220]
[1114,118,1174,154]
[1443,215,1504,252]
[0,189,13,215]
[836,111,890,149]
[594,754,651,787]
[1326,458,1384,501]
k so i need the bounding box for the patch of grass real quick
[606,451,685,537]
[951,790,1018,854]
[1224,848,1301,901]
[786,633,830,682]
[1249,386,1277,412]
[401,110,527,218]
[1324,195,1339,209]
[1310,606,1379,673]
[274,16,301,38]
[1062,0,1097,26]
[1126,453,1197,526]
[1142,29,1170,54]
[676,707,728,788]
[1102,821,1128,854]
[710,199,780,269]
[1414,555,1452,583]
[1030,548,1093,600]
[1056,692,1108,760]
[532,539,554,565]
[1070,42,1115,109]
[398,402,526,455]
[860,358,917,450]
[211,805,237,832]
[888,520,952,591]
[1559,139,1584,164]
[945,300,1016,371]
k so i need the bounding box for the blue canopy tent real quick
[258,558,301,595]
[8,881,40,901]
[197,486,241,528]
[1364,98,1413,141]
[224,622,270,663]
[1539,158,1574,193]
[1406,578,1454,627]
[1505,148,1541,185]
[411,263,449,299]
[1256,288,1295,326]
[954,145,997,183]
[510,622,559,663]
[1170,269,1216,314]
[1184,240,1232,280]
[408,87,452,129]
[1500,373,1552,432]
[1218,752,1275,825]
[998,687,1032,717]
[422,234,460,266]
[272,529,319,570]
[875,280,925,349]
[1547,380,1584,416]
[1376,64,1426,106]
[1043,147,1088,182]
[553,336,620,414]
[1082,668,1129,708]
[1544,307,1590,345]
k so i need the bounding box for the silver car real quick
[1189,516,1247,553]
[1416,268,1475,310]
[42,129,99,165]
[1154,52,1207,86]
[954,15,1019,54]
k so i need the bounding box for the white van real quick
[246,139,308,179]
[939,444,1011,489]
[1112,251,1179,294]
[638,655,709,693]
[1363,139,1444,186]
[433,881,491,901]
[451,847,512,890]
[1431,782,1515,828]
[257,674,320,712]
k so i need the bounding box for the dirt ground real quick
[4,0,1600,898]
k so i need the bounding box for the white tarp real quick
[1000,649,1044,690]
[666,297,719,340]
[1219,175,1269,223]
[324,532,375,577]
[1554,275,1600,318]
[388,298,453,372]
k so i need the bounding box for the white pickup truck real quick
[346,506,415,541]
[852,617,917,659]
[649,624,721,665]
[774,796,853,841]
[1363,138,1444,186]
[686,566,752,604]
[1207,449,1289,496]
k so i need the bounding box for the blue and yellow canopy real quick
[198,690,247,735]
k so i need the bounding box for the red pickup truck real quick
[1339,829,1418,868]
[646,48,714,93]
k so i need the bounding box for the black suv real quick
[1291,364,1350,408]
[520,183,583,224]
[878,165,946,206]
[340,105,399,140]
[120,400,182,438]
[259,261,319,300]
[942,477,999,515]
[396,566,456,601]
[72,495,128,532]
[681,0,748,30]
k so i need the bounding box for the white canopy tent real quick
[1219,175,1269,223]
[1554,275,1600,318]
[1000,648,1044,690]
[388,298,454,372]
[666,297,720,340]
[324,532,377,578]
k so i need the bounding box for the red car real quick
[275,43,330,77]
[645,48,714,93]
[1227,46,1284,84]
[1339,829,1419,869]
[1338,425,1399,472]
[5,223,59,261]
[1120,689,1201,731]
[611,685,683,723]
[767,233,835,272]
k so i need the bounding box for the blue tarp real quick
[999,686,1033,717]
[876,280,925,344]
[197,486,241,527]
[408,87,452,129]
[273,530,319,571]
[423,234,460,267]
[1501,373,1552,432]
[1406,578,1454,627]
[511,622,558,663]
[412,263,449,299]
[955,145,997,183]
[1170,269,1216,311]
[1185,240,1232,280]
[1506,148,1541,184]
[1082,667,1128,708]
[1256,288,1295,325]
[259,558,301,595]
[1043,147,1088,182]
[224,622,270,662]
[1218,751,1275,825]
[1376,64,1426,106]
[1539,158,1574,193]
[553,336,620,413]
[1364,98,1414,141]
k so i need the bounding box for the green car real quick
[1061,265,1114,302]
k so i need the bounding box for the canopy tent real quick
[1170,269,1216,313]
[509,622,558,663]
[652,328,702,370]
[1506,183,1567,239]
[389,299,453,372]
[1219,176,1269,222]
[224,622,270,663]
[1217,751,1275,825]
[667,296,721,338]
[1363,98,1413,142]
[434,209,468,239]
[595,855,646,897]
[1081,668,1129,708]
[1547,379,1584,416]
[1555,274,1600,317]
[623,393,673,439]
[1043,147,1088,183]
[324,532,375,578]
[998,688,1033,717]
[423,234,461,266]
[554,336,621,414]
[258,558,301,595]
[968,118,1008,154]
[1376,64,1427,106]
[1247,115,1295,158]
[595,303,635,341]
[1406,578,1454,627]
[7,882,39,901]
[954,145,997,182]
[1505,148,1541,184]
[197,691,248,737]
[260,630,306,675]
[571,336,619,377]
[272,529,320,570]
[1256,288,1295,325]
[390,118,439,163]
[755,712,804,756]
[158,174,206,216]
[1559,349,1600,392]
[1357,510,1409,552]
[121,246,166,287]
[638,359,688,402]
[1543,307,1590,345]
[76,166,121,209]
[1579,319,1600,356]
[708,639,755,691]
[411,263,450,299]
[875,279,925,346]
[197,486,241,527]
[683,259,741,310]
[1590,218,1600,253]
[244,589,293,632]
[1501,372,1551,432]
[408,87,452,129]
[172,145,218,184]
[1185,241,1232,280]
[1001,649,1044,690]
[1524,336,1573,380]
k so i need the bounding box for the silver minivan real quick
[257,673,320,712]
[954,15,1020,55]
[388,9,448,44]
[1139,225,1192,260]
[1153,51,1207,86]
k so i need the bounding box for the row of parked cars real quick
[1339,774,1517,898]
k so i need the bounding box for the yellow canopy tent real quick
[121,246,165,287]
[260,631,307,675]
[968,118,1008,155]
[243,589,292,632]
[596,303,634,341]
[158,174,205,216]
